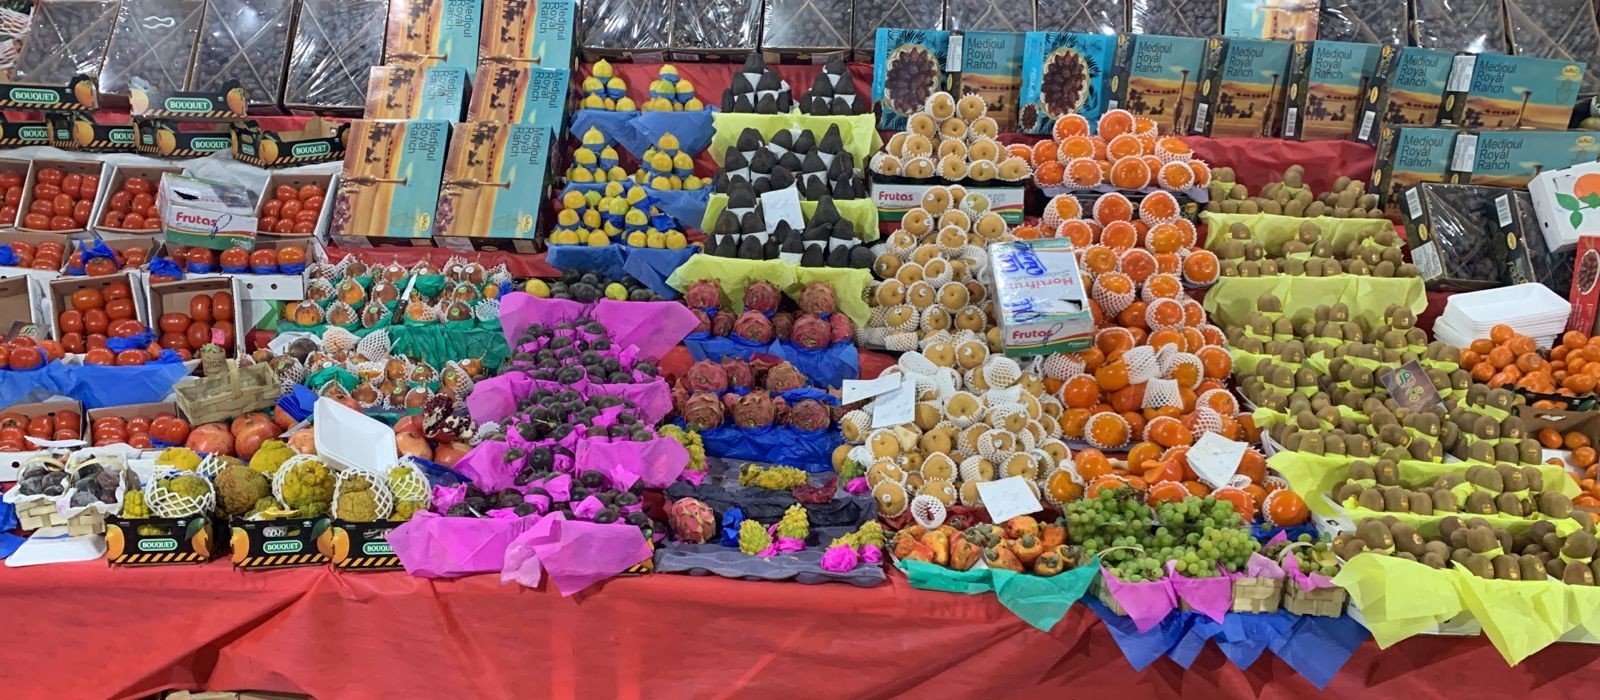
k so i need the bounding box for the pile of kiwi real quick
[1205,166,1385,219]
[1263,389,1540,465]
[1330,461,1572,519]
[1212,220,1418,279]
[1337,515,1600,585]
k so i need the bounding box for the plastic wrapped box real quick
[1128,0,1220,36]
[762,0,852,56]
[852,0,945,61]
[12,0,119,85]
[1411,0,1506,54]
[949,0,1033,32]
[580,0,670,53]
[187,0,295,106]
[1399,182,1512,291]
[97,0,206,96]
[673,0,762,53]
[283,0,389,109]
[1036,0,1124,33]
[1316,0,1406,45]
[1503,0,1600,95]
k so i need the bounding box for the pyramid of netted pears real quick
[579,60,637,111]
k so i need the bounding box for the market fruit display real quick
[1462,327,1600,397]
[67,240,148,276]
[1028,110,1211,192]
[99,176,160,231]
[0,408,81,450]
[1328,461,1573,521]
[154,290,237,355]
[679,278,851,349]
[894,517,1084,577]
[0,336,61,371]
[1337,515,1600,583]
[1205,168,1384,219]
[57,280,165,364]
[797,56,863,116]
[523,269,662,303]
[706,191,870,267]
[633,132,704,192]
[21,166,97,231]
[549,176,689,247]
[640,64,705,111]
[721,54,790,114]
[1068,489,1272,581]
[870,91,1030,184]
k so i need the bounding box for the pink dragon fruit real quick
[733,311,775,344]
[682,392,726,430]
[721,392,740,414]
[773,396,790,425]
[771,311,794,340]
[765,361,808,393]
[721,358,754,388]
[744,280,783,314]
[686,279,722,309]
[691,308,712,334]
[683,359,729,392]
[732,390,777,428]
[828,313,854,344]
[790,313,832,349]
[710,311,734,337]
[667,498,717,544]
[787,399,832,431]
[798,282,837,315]
[671,384,690,414]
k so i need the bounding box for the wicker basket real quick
[175,361,281,425]
[1232,576,1284,613]
[1283,582,1347,616]
[1093,575,1129,615]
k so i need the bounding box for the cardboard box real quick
[1281,40,1379,141]
[282,0,389,110]
[0,230,72,280]
[132,118,231,159]
[1441,53,1586,132]
[1223,0,1320,39]
[578,0,670,58]
[1528,160,1600,254]
[433,122,553,239]
[330,119,450,239]
[1564,235,1600,334]
[146,277,246,357]
[0,77,98,112]
[0,156,35,227]
[232,118,348,169]
[363,65,469,121]
[86,400,180,431]
[91,164,185,235]
[853,1,946,61]
[1452,130,1600,188]
[326,519,403,570]
[1187,37,1228,134]
[479,0,577,67]
[669,0,762,59]
[255,171,339,241]
[874,182,1025,223]
[105,514,220,565]
[44,112,137,153]
[1352,45,1453,145]
[467,65,568,129]
[384,0,482,74]
[158,175,260,251]
[1371,126,1456,208]
[1107,34,1208,137]
[0,399,84,481]
[959,32,1025,134]
[872,28,953,131]
[1195,37,1294,138]
[1018,31,1116,135]
[0,117,53,148]
[187,0,295,108]
[229,517,333,569]
[989,238,1095,356]
[16,159,111,234]
[66,235,156,276]
[47,270,146,340]
[0,275,46,332]
[1397,182,1513,291]
[1497,190,1575,297]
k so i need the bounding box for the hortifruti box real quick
[434,121,553,238]
[330,119,451,239]
[989,238,1094,356]
[1019,31,1117,135]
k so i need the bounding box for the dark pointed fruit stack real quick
[722,54,792,115]
[800,56,863,116]
[714,125,863,201]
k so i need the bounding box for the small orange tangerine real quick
[1109,384,1145,413]
[1049,194,1083,221]
[1107,134,1143,160]
[1183,249,1220,284]
[1147,481,1190,505]
[1086,412,1131,448]
[1469,338,1495,355]
[1118,301,1150,330]
[1197,346,1232,379]
[1076,346,1106,372]
[1158,161,1195,189]
[1146,329,1184,350]
[1489,324,1515,344]
[1121,248,1157,283]
[1180,327,1206,352]
[1509,335,1536,356]
[1061,375,1100,408]
[1487,345,1514,369]
[1098,109,1135,140]
[1143,272,1182,299]
[1096,271,1135,296]
[1032,140,1060,166]
[1095,360,1130,391]
[1097,326,1136,355]
[1060,220,1094,247]
[1065,157,1104,186]
[1081,245,1119,274]
[1154,252,1182,274]
[1146,416,1193,447]
[1109,157,1152,189]
[1145,223,1183,253]
[1539,428,1565,449]
[1146,298,1184,329]
[1188,161,1211,187]
[1213,486,1257,521]
[1101,220,1139,249]
[1035,160,1065,186]
[1093,192,1134,224]
[1200,324,1225,346]
[1059,135,1097,159]
[1181,299,1205,327]
[1054,113,1091,140]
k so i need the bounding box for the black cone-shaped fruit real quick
[720,90,735,112]
[740,211,766,234]
[802,150,826,174]
[777,152,803,174]
[793,130,816,154]
[728,184,757,210]
[736,128,764,151]
[810,72,834,97]
[724,148,749,171]
[826,244,851,267]
[801,242,825,267]
[749,148,776,174]
[732,94,754,112]
[713,234,738,257]
[802,174,829,200]
[756,70,781,92]
[849,245,874,269]
[812,196,840,224]
[769,166,795,191]
[738,234,765,260]
[742,53,765,73]
[819,124,843,154]
[831,220,855,241]
[714,210,740,236]
[729,73,753,94]
[771,129,795,151]
[756,93,778,114]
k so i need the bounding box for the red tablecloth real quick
[0,561,1593,700]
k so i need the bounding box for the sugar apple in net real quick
[215,462,271,517]
[280,459,335,517]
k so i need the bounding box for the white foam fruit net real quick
[982,356,1021,389]
[1122,345,1159,383]
[1041,353,1084,380]
[884,333,919,352]
[388,459,431,507]
[147,467,217,518]
[1145,298,1185,331]
[357,328,395,363]
[474,299,501,323]
[1091,280,1135,317]
[322,326,359,354]
[1084,412,1130,450]
[331,468,394,520]
[1143,377,1182,409]
[899,350,939,376]
[271,454,328,509]
[1188,407,1224,436]
[1199,388,1239,415]
[910,494,947,529]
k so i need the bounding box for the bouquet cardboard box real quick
[1441,53,1585,132]
[1352,45,1453,146]
[329,119,451,240]
[132,118,231,159]
[230,517,333,569]
[157,174,260,251]
[254,171,340,243]
[1450,130,1600,188]
[989,238,1094,356]
[1398,182,1514,291]
[363,65,469,121]
[1372,126,1456,208]
[106,514,221,565]
[1281,40,1379,141]
[959,31,1025,133]
[1108,33,1208,136]
[44,112,136,153]
[384,0,483,74]
[1018,31,1116,135]
[479,0,576,67]
[467,65,569,131]
[326,519,403,570]
[232,118,348,169]
[126,79,248,120]
[760,0,852,62]
[433,122,553,239]
[0,117,53,148]
[1529,160,1600,254]
[1496,190,1574,297]
[872,28,953,130]
[1223,0,1319,40]
[1192,37,1293,138]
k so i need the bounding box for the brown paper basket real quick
[1283,583,1347,617]
[175,360,281,425]
[1232,576,1284,613]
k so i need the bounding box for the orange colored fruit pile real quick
[1030,109,1212,192]
[1461,326,1600,396]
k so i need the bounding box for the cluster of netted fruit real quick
[1014,190,1220,288]
[1030,109,1213,192]
[870,91,1032,184]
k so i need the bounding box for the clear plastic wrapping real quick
[1504,0,1600,95]
[1037,0,1126,34]
[1128,0,1219,36]
[949,0,1034,32]
[1411,0,1507,54]
[1403,183,1509,291]
[673,0,762,50]
[580,0,670,51]
[98,0,206,95]
[1501,190,1575,296]
[188,0,294,103]
[852,0,945,59]
[11,0,118,84]
[1316,0,1407,45]
[761,0,853,50]
[283,0,388,108]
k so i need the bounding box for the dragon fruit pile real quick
[684,278,852,350]
[436,468,651,528]
[673,358,836,432]
[503,317,662,384]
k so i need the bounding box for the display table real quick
[0,562,1591,700]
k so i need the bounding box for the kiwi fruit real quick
[1539,492,1574,519]
[1408,490,1434,515]
[1466,441,1496,463]
[1382,487,1410,512]
[1357,519,1395,550]
[1494,492,1525,517]
[1465,526,1498,553]
[1394,551,1418,562]
[1591,561,1600,585]
[1373,459,1400,486]
[1392,524,1427,556]
[1334,482,1366,503]
[1493,441,1522,464]
[1439,515,1465,542]
[1434,472,1464,490]
[1420,551,1448,569]
[1565,531,1598,560]
[1519,555,1548,581]
[1549,558,1569,578]
[1357,489,1385,511]
[1431,488,1459,512]
[1463,553,1493,578]
[1491,554,1522,580]
[1466,464,1504,492]
[1566,565,1598,586]
[1348,461,1376,481]
[1451,548,1472,565]
[1497,464,1526,492]
[1464,491,1497,515]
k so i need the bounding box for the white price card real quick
[869,375,917,428]
[842,373,902,404]
[1187,432,1249,489]
[759,186,805,235]
[976,476,1044,523]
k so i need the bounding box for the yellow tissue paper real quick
[709,112,882,168]
[701,195,881,243]
[665,255,873,326]
[1201,212,1396,252]
[1201,274,1425,328]
[1452,568,1569,666]
[1334,554,1464,647]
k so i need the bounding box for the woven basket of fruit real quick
[1282,583,1347,617]
[175,361,282,426]
[1230,576,1284,614]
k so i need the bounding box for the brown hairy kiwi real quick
[1464,491,1497,515]
[1493,441,1522,464]
[1431,488,1459,512]
[1438,515,1466,542]
[1421,551,1448,569]
[1466,465,1504,492]
[1408,490,1434,515]
[1357,489,1385,511]
[1563,531,1598,560]
[1539,492,1575,519]
[1463,553,1493,578]
[1492,554,1522,580]
[1391,523,1427,556]
[1382,487,1409,512]
[1348,461,1376,481]
[1334,482,1366,503]
[1466,441,1496,462]
[1333,536,1367,560]
[1434,472,1464,490]
[1519,555,1548,581]
[1356,519,1394,550]
[1497,464,1527,492]
[1566,564,1597,585]
[1465,526,1498,553]
[1451,548,1472,565]
[1494,492,1524,517]
[1373,459,1400,486]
